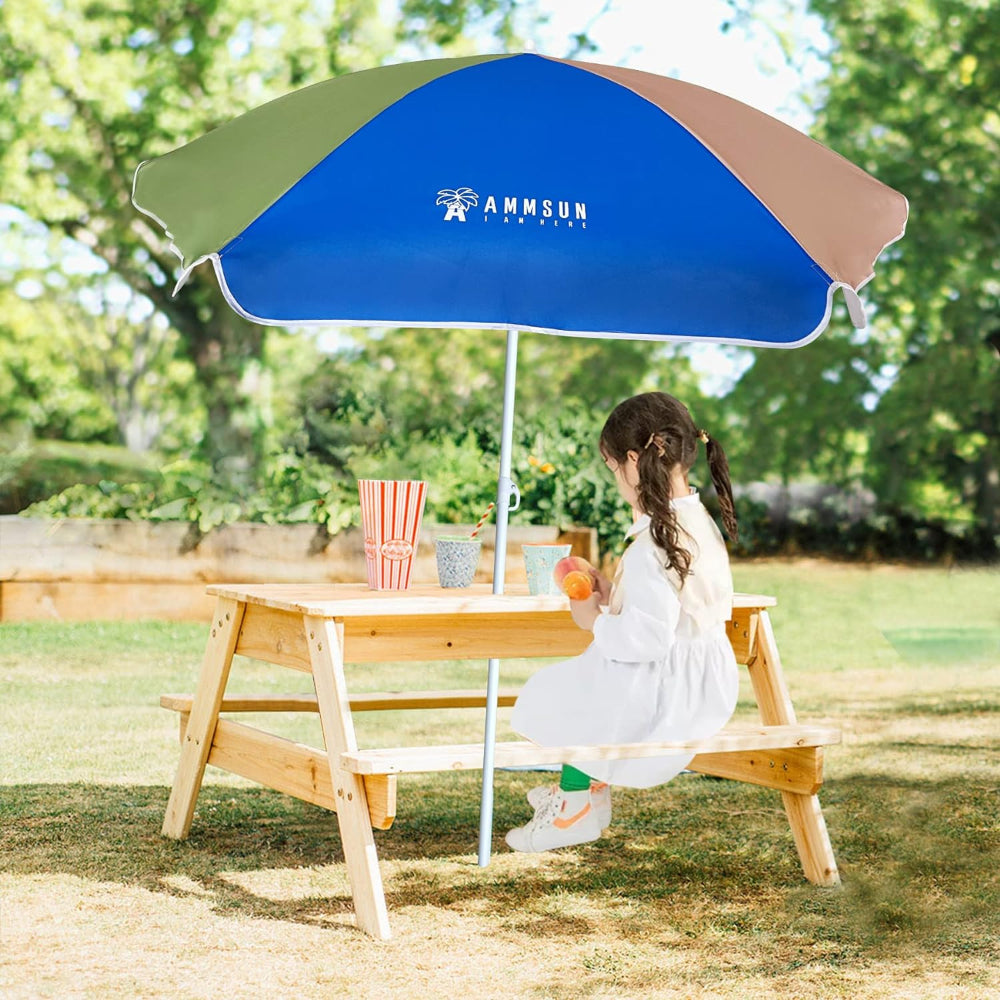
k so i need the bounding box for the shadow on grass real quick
[2,771,997,962]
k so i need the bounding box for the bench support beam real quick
[177,712,396,829]
[687,745,824,796]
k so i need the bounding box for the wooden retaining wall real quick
[0,516,597,622]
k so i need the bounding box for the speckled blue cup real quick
[435,536,482,588]
[522,543,571,595]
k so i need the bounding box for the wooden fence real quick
[0,516,597,622]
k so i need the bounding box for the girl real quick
[506,391,741,853]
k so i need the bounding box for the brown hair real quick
[599,392,738,583]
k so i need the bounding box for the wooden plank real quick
[0,517,582,586]
[362,773,397,831]
[234,600,592,664]
[235,603,312,672]
[752,610,840,886]
[0,581,215,622]
[162,689,522,714]
[747,610,797,726]
[207,583,777,618]
[339,723,842,775]
[206,717,338,810]
[226,598,766,665]
[342,612,590,662]
[177,714,396,829]
[687,746,824,795]
[726,607,758,665]
[307,615,392,940]
[162,597,245,838]
[782,787,840,885]
[171,693,822,792]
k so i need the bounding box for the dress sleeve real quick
[590,540,681,663]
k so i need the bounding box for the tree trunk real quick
[181,282,266,476]
[974,437,1000,536]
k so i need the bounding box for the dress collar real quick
[625,513,650,540]
[624,488,699,540]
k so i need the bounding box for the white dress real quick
[510,490,739,788]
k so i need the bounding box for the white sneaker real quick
[527,781,612,829]
[505,788,604,853]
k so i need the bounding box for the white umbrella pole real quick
[477,328,520,866]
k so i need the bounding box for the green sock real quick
[559,764,592,792]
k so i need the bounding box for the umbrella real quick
[133,52,908,864]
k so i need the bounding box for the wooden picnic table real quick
[160,583,841,940]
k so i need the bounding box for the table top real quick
[205,583,777,617]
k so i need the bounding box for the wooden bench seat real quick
[340,723,840,775]
[162,692,839,808]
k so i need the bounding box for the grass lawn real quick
[1,560,998,999]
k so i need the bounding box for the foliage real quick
[807,0,1000,536]
[5,0,997,560]
[296,327,684,463]
[0,439,161,515]
[0,0,539,466]
[725,0,1000,536]
[23,450,357,534]
[0,212,205,454]
[509,404,633,555]
[720,322,875,486]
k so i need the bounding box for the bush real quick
[22,451,357,535]
[20,427,998,565]
[0,438,161,514]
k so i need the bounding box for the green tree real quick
[297,325,705,472]
[0,210,203,452]
[808,0,999,534]
[0,0,547,476]
[721,322,875,486]
[728,0,999,535]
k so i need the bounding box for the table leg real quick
[306,615,392,941]
[162,597,245,839]
[748,610,840,886]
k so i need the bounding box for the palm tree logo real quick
[436,187,479,222]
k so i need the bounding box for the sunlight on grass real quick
[1,561,998,998]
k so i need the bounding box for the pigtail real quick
[636,444,693,584]
[600,392,735,584]
[703,433,739,542]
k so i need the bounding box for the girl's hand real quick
[590,569,612,606]
[569,591,602,631]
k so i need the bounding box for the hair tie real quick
[644,432,666,457]
[699,429,710,445]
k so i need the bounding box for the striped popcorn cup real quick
[357,479,428,590]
